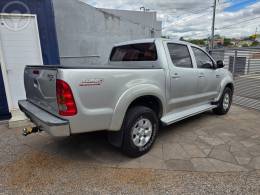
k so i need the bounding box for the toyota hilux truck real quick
[19,38,234,157]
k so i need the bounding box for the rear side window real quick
[167,43,193,68]
[110,43,158,61]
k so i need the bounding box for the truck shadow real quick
[46,111,215,165]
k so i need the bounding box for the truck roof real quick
[114,38,194,47]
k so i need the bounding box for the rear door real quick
[165,42,200,111]
[191,46,221,102]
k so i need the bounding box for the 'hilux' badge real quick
[79,79,104,87]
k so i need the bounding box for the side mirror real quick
[201,63,213,69]
[216,60,224,69]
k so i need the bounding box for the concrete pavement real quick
[0,105,260,194]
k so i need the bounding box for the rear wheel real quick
[121,106,158,157]
[213,87,233,115]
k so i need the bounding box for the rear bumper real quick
[18,100,70,137]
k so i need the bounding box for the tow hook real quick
[22,127,41,136]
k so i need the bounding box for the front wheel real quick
[213,87,233,115]
[121,106,158,157]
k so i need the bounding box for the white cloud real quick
[84,0,260,39]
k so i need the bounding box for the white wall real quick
[52,0,162,66]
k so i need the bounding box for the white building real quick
[0,0,162,127]
[53,0,162,66]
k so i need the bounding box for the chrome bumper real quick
[18,100,70,137]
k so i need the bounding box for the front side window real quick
[192,47,214,69]
[167,43,193,68]
[110,43,157,61]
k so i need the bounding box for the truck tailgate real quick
[24,66,59,116]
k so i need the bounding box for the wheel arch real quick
[108,84,165,131]
[215,75,234,102]
[225,83,234,94]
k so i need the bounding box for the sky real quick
[84,0,260,39]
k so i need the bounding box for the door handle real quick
[171,73,181,79]
[199,73,205,78]
[216,75,220,78]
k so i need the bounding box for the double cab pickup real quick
[19,38,234,157]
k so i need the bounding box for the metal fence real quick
[212,48,260,111]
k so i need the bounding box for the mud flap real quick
[107,130,124,148]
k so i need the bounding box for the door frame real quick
[0,13,42,111]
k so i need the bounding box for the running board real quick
[161,104,217,126]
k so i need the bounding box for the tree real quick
[242,43,249,47]
[251,41,259,47]
[249,34,257,40]
[188,39,205,46]
[224,38,232,46]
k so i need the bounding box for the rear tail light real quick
[56,79,77,116]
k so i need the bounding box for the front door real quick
[0,64,10,119]
[191,46,220,103]
[0,15,43,109]
[166,43,200,111]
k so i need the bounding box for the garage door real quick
[0,15,43,109]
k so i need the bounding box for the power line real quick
[162,9,212,30]
[184,30,211,38]
[216,16,260,30]
[163,6,212,19]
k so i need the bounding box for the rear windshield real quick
[110,43,158,61]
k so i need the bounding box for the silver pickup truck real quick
[19,38,234,157]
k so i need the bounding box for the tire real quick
[213,87,233,115]
[121,106,159,157]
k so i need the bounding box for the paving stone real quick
[235,156,251,166]
[198,135,225,146]
[165,159,194,171]
[176,131,198,142]
[247,144,260,157]
[251,135,260,139]
[209,148,237,164]
[163,143,190,161]
[232,151,252,165]
[191,158,217,172]
[139,154,166,169]
[240,140,257,148]
[194,140,213,156]
[217,132,237,142]
[213,144,230,151]
[195,129,208,137]
[117,159,140,169]
[207,158,248,172]
[158,130,181,144]
[202,149,212,156]
[230,141,248,153]
[148,144,163,159]
[249,157,260,170]
[181,143,206,158]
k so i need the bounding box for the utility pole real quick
[255,27,258,41]
[211,0,217,50]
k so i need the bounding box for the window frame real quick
[191,46,216,70]
[109,42,158,62]
[166,43,194,69]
